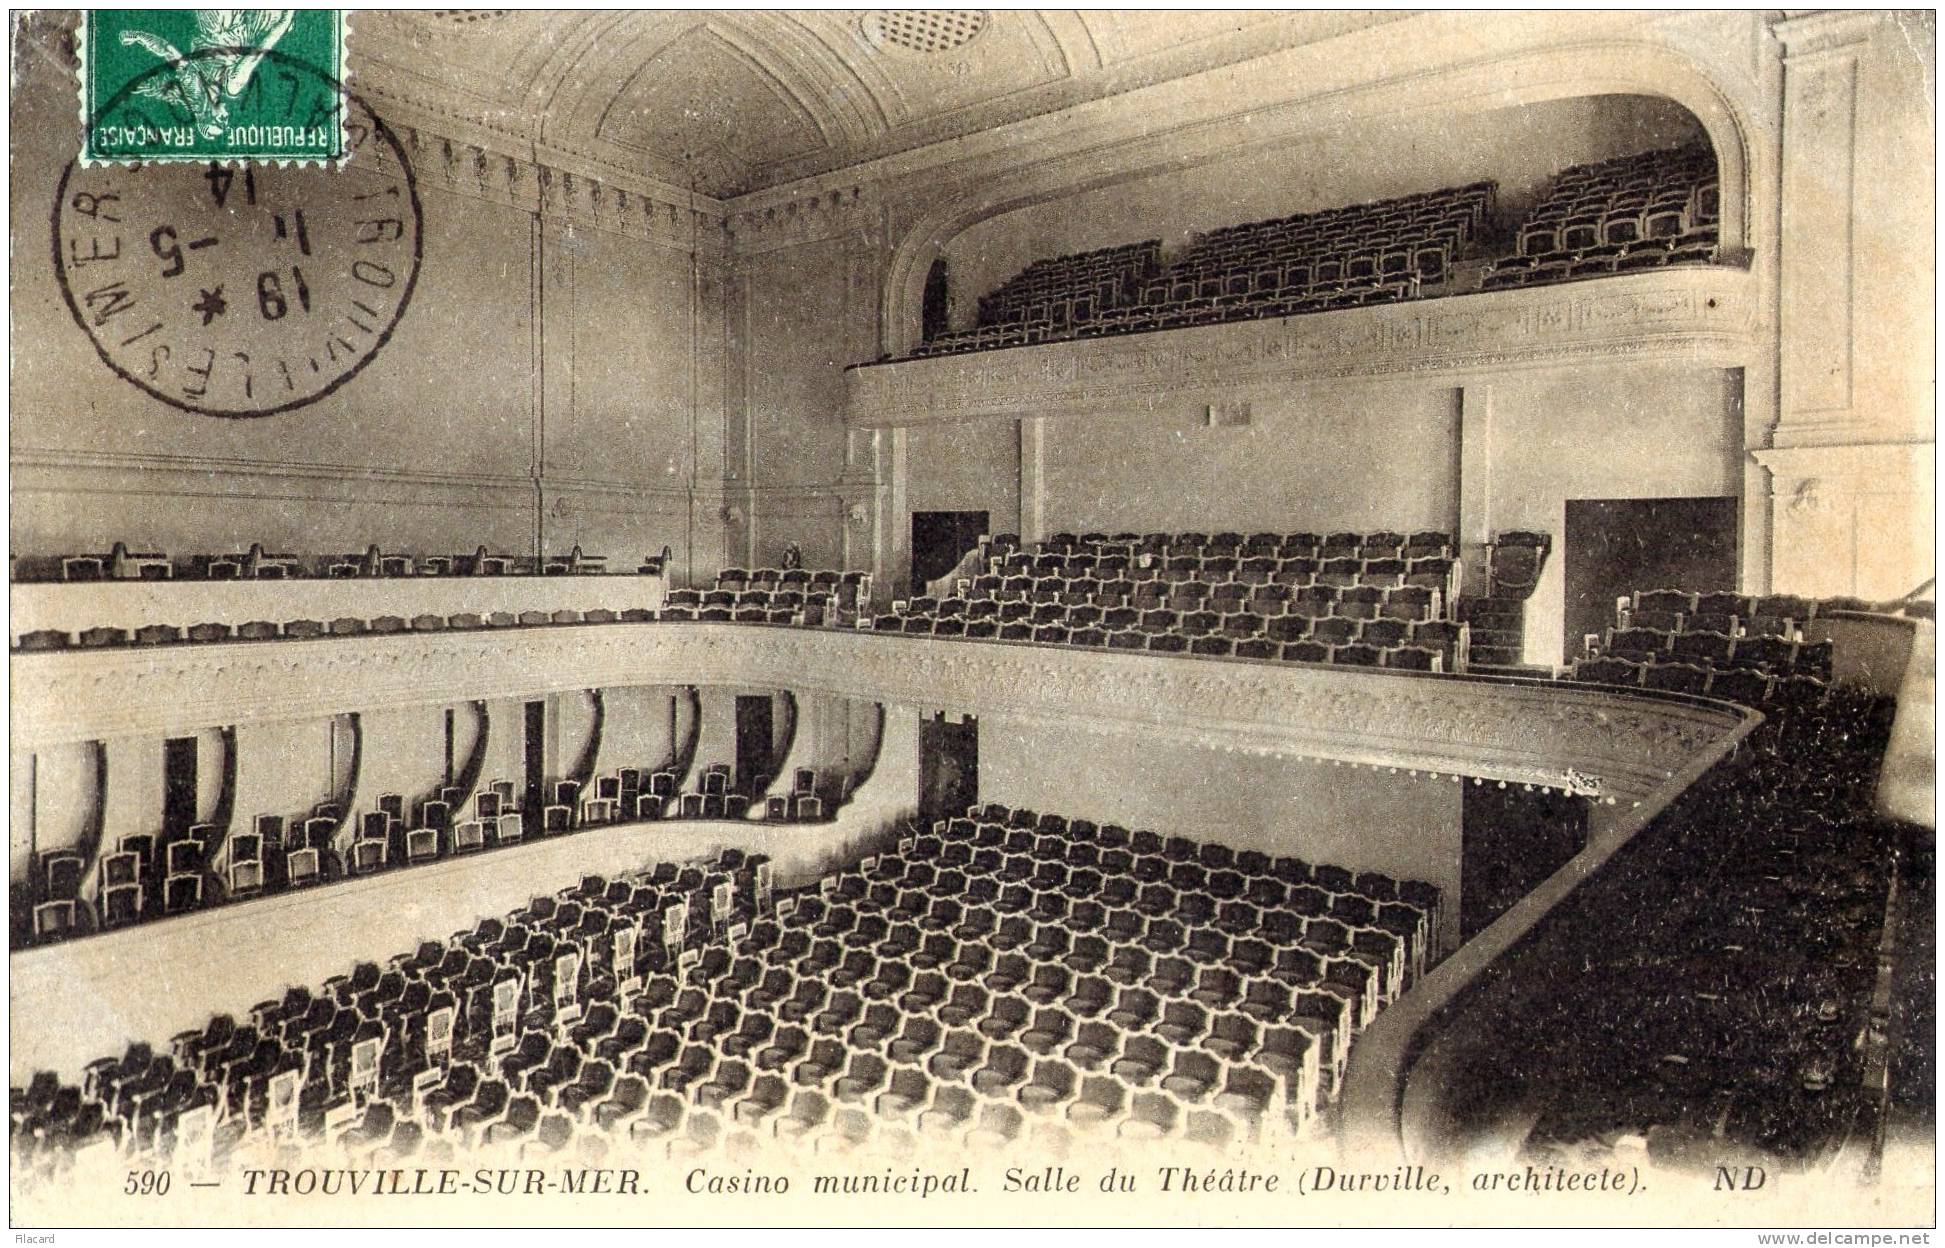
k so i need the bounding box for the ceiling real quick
[354,10,1414,199]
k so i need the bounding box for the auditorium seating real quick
[897,144,1723,363]
[13,601,669,652]
[1484,145,1719,291]
[1467,686,1905,1173]
[913,182,1494,359]
[11,848,767,1177]
[663,568,872,628]
[1571,588,1851,706]
[883,530,1469,674]
[12,760,842,951]
[12,808,1441,1172]
[13,543,639,584]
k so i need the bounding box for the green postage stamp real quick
[81,10,346,163]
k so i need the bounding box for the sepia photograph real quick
[5,7,1937,1232]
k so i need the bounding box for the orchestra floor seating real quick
[1450,686,1913,1173]
[11,814,1441,1174]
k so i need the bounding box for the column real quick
[1453,385,1493,596]
[1018,417,1047,543]
[1765,12,1935,598]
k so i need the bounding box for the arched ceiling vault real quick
[353,9,1415,199]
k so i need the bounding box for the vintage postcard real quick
[6,7,1936,1235]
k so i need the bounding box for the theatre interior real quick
[7,8,1936,1202]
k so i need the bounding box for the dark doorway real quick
[911,510,989,595]
[921,258,951,343]
[163,736,197,840]
[1460,781,1589,941]
[523,700,546,830]
[1564,496,1738,655]
[919,714,979,820]
[735,695,776,798]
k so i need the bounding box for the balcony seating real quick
[1576,587,1866,708]
[902,150,1721,365]
[17,543,647,584]
[871,528,1464,673]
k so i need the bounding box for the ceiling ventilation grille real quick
[428,10,511,24]
[862,10,988,55]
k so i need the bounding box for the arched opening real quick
[930,94,1711,344]
[920,257,951,343]
[881,50,1756,357]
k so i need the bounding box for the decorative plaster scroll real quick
[12,626,1749,805]
[845,268,1757,428]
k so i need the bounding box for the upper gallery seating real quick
[879,530,1468,674]
[662,568,872,628]
[973,241,1164,341]
[1484,145,1719,290]
[16,764,836,951]
[12,807,1440,1172]
[1460,686,1905,1173]
[1571,589,1854,704]
[897,144,1721,363]
[12,543,658,583]
[913,182,1494,358]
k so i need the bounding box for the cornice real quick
[1770,10,1886,60]
[847,267,1759,429]
[1752,440,1936,484]
[12,625,1749,808]
[343,105,728,252]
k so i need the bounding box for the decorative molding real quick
[13,626,1749,809]
[346,113,728,253]
[847,269,1758,429]
[1752,440,1936,491]
[727,186,877,255]
[1770,10,1885,61]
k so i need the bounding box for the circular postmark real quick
[54,49,422,418]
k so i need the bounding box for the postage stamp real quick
[81,9,346,163]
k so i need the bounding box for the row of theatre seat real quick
[884,527,1472,673]
[1510,688,1903,1170]
[14,809,1439,1172]
[873,606,1459,672]
[1485,145,1720,291]
[19,767,833,950]
[1570,588,1863,705]
[17,543,647,584]
[944,184,1494,354]
[15,605,664,653]
[13,851,766,1174]
[904,144,1720,363]
[664,567,872,628]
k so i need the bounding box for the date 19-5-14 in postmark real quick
[57,41,422,418]
[82,9,346,163]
